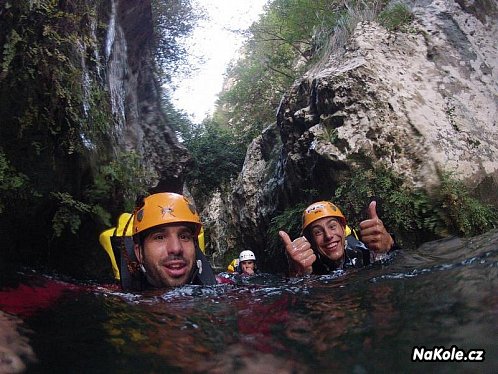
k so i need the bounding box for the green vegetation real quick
[178,118,247,205]
[436,173,498,237]
[265,166,497,256]
[215,0,348,143]
[333,167,497,239]
[0,150,31,213]
[378,1,413,31]
[213,0,411,146]
[151,0,202,83]
[0,0,198,273]
[264,190,319,260]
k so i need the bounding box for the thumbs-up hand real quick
[359,201,394,253]
[279,231,316,276]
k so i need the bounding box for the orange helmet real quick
[302,201,346,232]
[133,193,201,236]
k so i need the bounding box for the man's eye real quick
[312,230,322,237]
[153,234,165,240]
[179,232,193,241]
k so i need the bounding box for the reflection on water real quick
[0,229,497,373]
[0,311,37,373]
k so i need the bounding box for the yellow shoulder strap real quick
[99,227,120,280]
[116,213,133,236]
[345,225,359,239]
[227,258,238,272]
[198,227,205,253]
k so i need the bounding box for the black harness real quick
[311,236,371,274]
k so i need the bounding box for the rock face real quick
[0,0,190,278]
[206,0,498,268]
[205,124,282,268]
[112,0,190,192]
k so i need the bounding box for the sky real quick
[169,0,267,123]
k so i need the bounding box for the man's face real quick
[134,224,196,288]
[310,217,345,261]
[240,260,255,275]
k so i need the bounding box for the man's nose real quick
[323,227,334,239]
[167,236,183,255]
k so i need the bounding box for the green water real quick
[1,229,497,373]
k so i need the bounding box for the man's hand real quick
[359,201,394,253]
[279,231,316,276]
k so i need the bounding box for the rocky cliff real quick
[0,0,190,277]
[109,0,190,192]
[205,0,498,269]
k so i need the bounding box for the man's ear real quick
[134,244,143,263]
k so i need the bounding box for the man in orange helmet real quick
[279,201,396,276]
[132,192,217,288]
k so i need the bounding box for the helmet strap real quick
[139,263,147,274]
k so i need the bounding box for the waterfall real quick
[105,0,128,135]
[105,0,116,61]
[79,45,95,150]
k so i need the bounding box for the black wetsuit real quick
[312,236,383,274]
[186,247,218,285]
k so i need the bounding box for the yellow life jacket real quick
[99,213,206,280]
[345,225,359,239]
[227,258,239,272]
[99,213,133,280]
[198,227,205,253]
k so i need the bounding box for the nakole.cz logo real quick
[412,345,485,362]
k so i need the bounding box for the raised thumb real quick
[368,200,378,219]
[279,230,292,246]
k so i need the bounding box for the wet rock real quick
[207,0,498,267]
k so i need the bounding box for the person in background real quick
[226,258,239,273]
[237,250,257,276]
[279,200,396,276]
[133,192,217,288]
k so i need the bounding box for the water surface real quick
[1,229,497,373]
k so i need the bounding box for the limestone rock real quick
[206,0,498,265]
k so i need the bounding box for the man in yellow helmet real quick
[279,200,395,276]
[132,192,217,288]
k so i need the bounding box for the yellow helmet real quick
[302,201,346,232]
[133,193,201,236]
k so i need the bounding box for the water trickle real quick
[90,17,102,80]
[104,0,116,62]
[105,0,128,134]
[76,38,95,150]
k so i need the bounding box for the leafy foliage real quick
[378,1,413,31]
[88,151,158,213]
[265,202,308,259]
[179,119,247,205]
[151,0,202,82]
[265,166,497,258]
[333,166,497,241]
[333,166,438,234]
[0,0,199,275]
[51,192,110,237]
[216,0,346,142]
[0,149,31,213]
[436,173,498,236]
